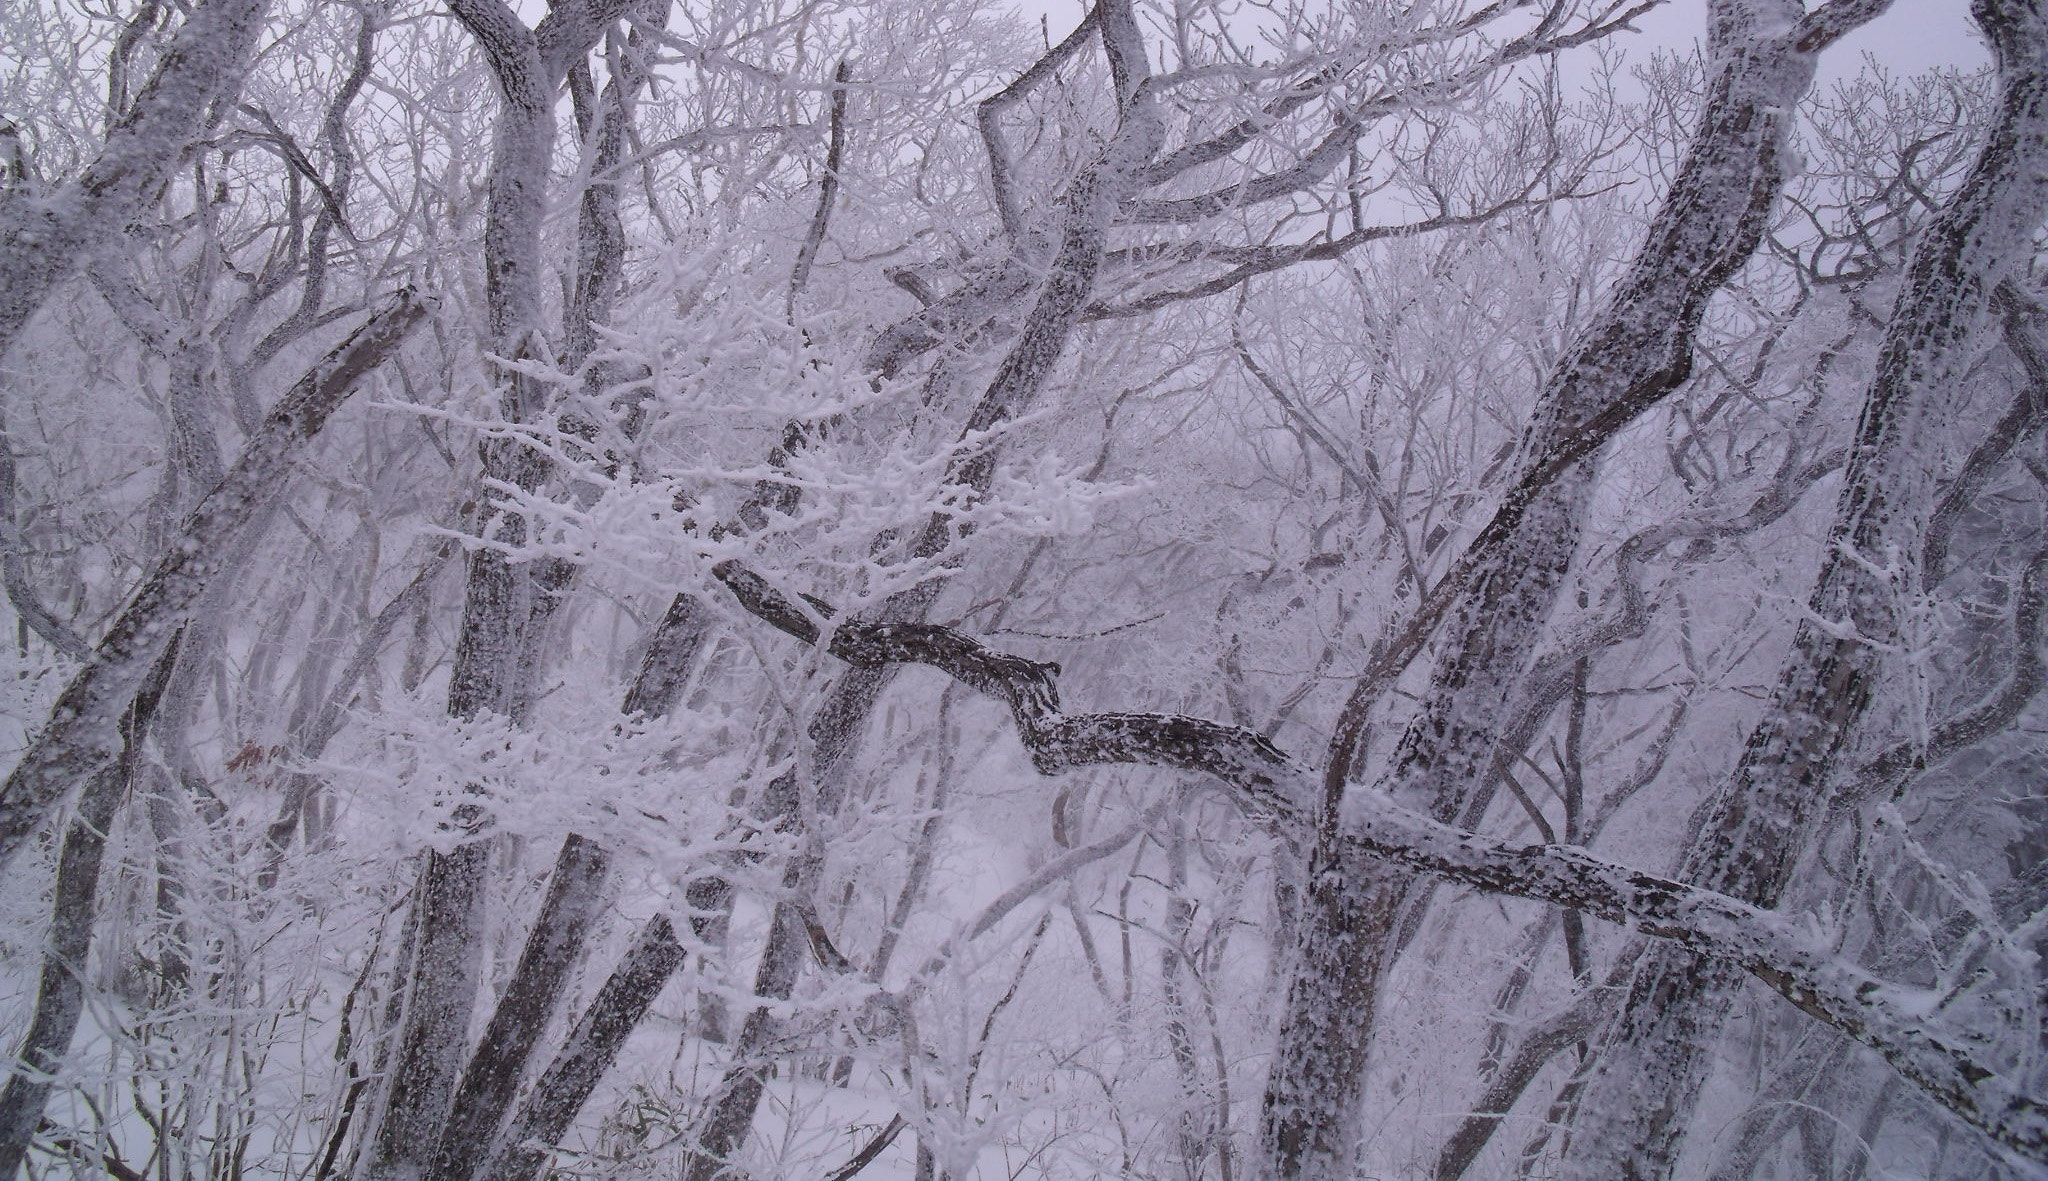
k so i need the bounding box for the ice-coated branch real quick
[1338,794,2048,1162]
[1124,0,1654,225]
[0,290,424,870]
[787,59,851,313]
[1474,441,1846,827]
[1312,0,1894,825]
[1835,538,2048,812]
[1088,194,1549,319]
[1924,283,2048,586]
[1123,113,1362,224]
[708,555,2046,1161]
[0,0,272,362]
[976,5,1101,240]
[1564,0,2048,1165]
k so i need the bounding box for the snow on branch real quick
[0,289,426,870]
[711,559,1309,827]
[709,556,2048,1163]
[1338,798,2048,1163]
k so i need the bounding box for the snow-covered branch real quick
[708,555,2048,1162]
[0,289,425,869]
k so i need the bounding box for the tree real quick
[0,0,2040,1178]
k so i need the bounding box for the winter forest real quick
[2,0,2047,1177]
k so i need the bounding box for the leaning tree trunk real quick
[360,3,625,1176]
[0,292,423,869]
[1558,4,2048,1176]
[1255,2,1890,1176]
[0,0,271,362]
[0,636,179,1179]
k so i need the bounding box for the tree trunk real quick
[364,842,491,1181]
[0,291,422,869]
[0,634,180,1178]
[1560,5,2048,1174]
[1258,3,1885,1174]
[480,915,686,1181]
[0,0,271,361]
[363,3,625,1170]
[426,835,612,1181]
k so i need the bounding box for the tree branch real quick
[706,557,2046,1161]
[0,289,425,870]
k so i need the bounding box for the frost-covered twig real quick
[0,0,272,361]
[710,555,2048,1162]
[0,289,425,870]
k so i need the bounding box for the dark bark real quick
[365,842,491,1181]
[426,835,612,1181]
[480,915,686,1181]
[261,550,455,882]
[1432,945,1642,1181]
[787,60,850,314]
[0,633,180,1178]
[714,560,1305,822]
[822,1114,906,1181]
[622,592,713,719]
[1562,3,2048,1172]
[0,413,88,660]
[681,892,815,1181]
[1922,286,2048,587]
[678,20,1161,1168]
[710,548,2048,1160]
[1262,4,1890,1174]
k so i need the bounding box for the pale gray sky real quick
[1017,0,1991,80]
[1634,0,1990,79]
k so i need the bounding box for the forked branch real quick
[0,289,426,869]
[707,556,2047,1162]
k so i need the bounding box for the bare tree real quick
[1,2,2039,1180]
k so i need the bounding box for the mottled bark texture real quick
[1561,2,2048,1175]
[363,3,634,1177]
[0,635,179,1179]
[0,291,423,870]
[424,836,611,1181]
[0,0,271,362]
[479,915,687,1181]
[366,841,493,1181]
[1260,4,1890,1176]
[712,538,2048,1160]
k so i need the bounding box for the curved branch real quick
[976,6,1100,240]
[787,59,851,312]
[0,289,425,870]
[1086,196,1540,320]
[1473,443,1846,827]
[1133,0,1658,189]
[1924,282,2048,586]
[1124,112,1361,224]
[707,556,2045,1161]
